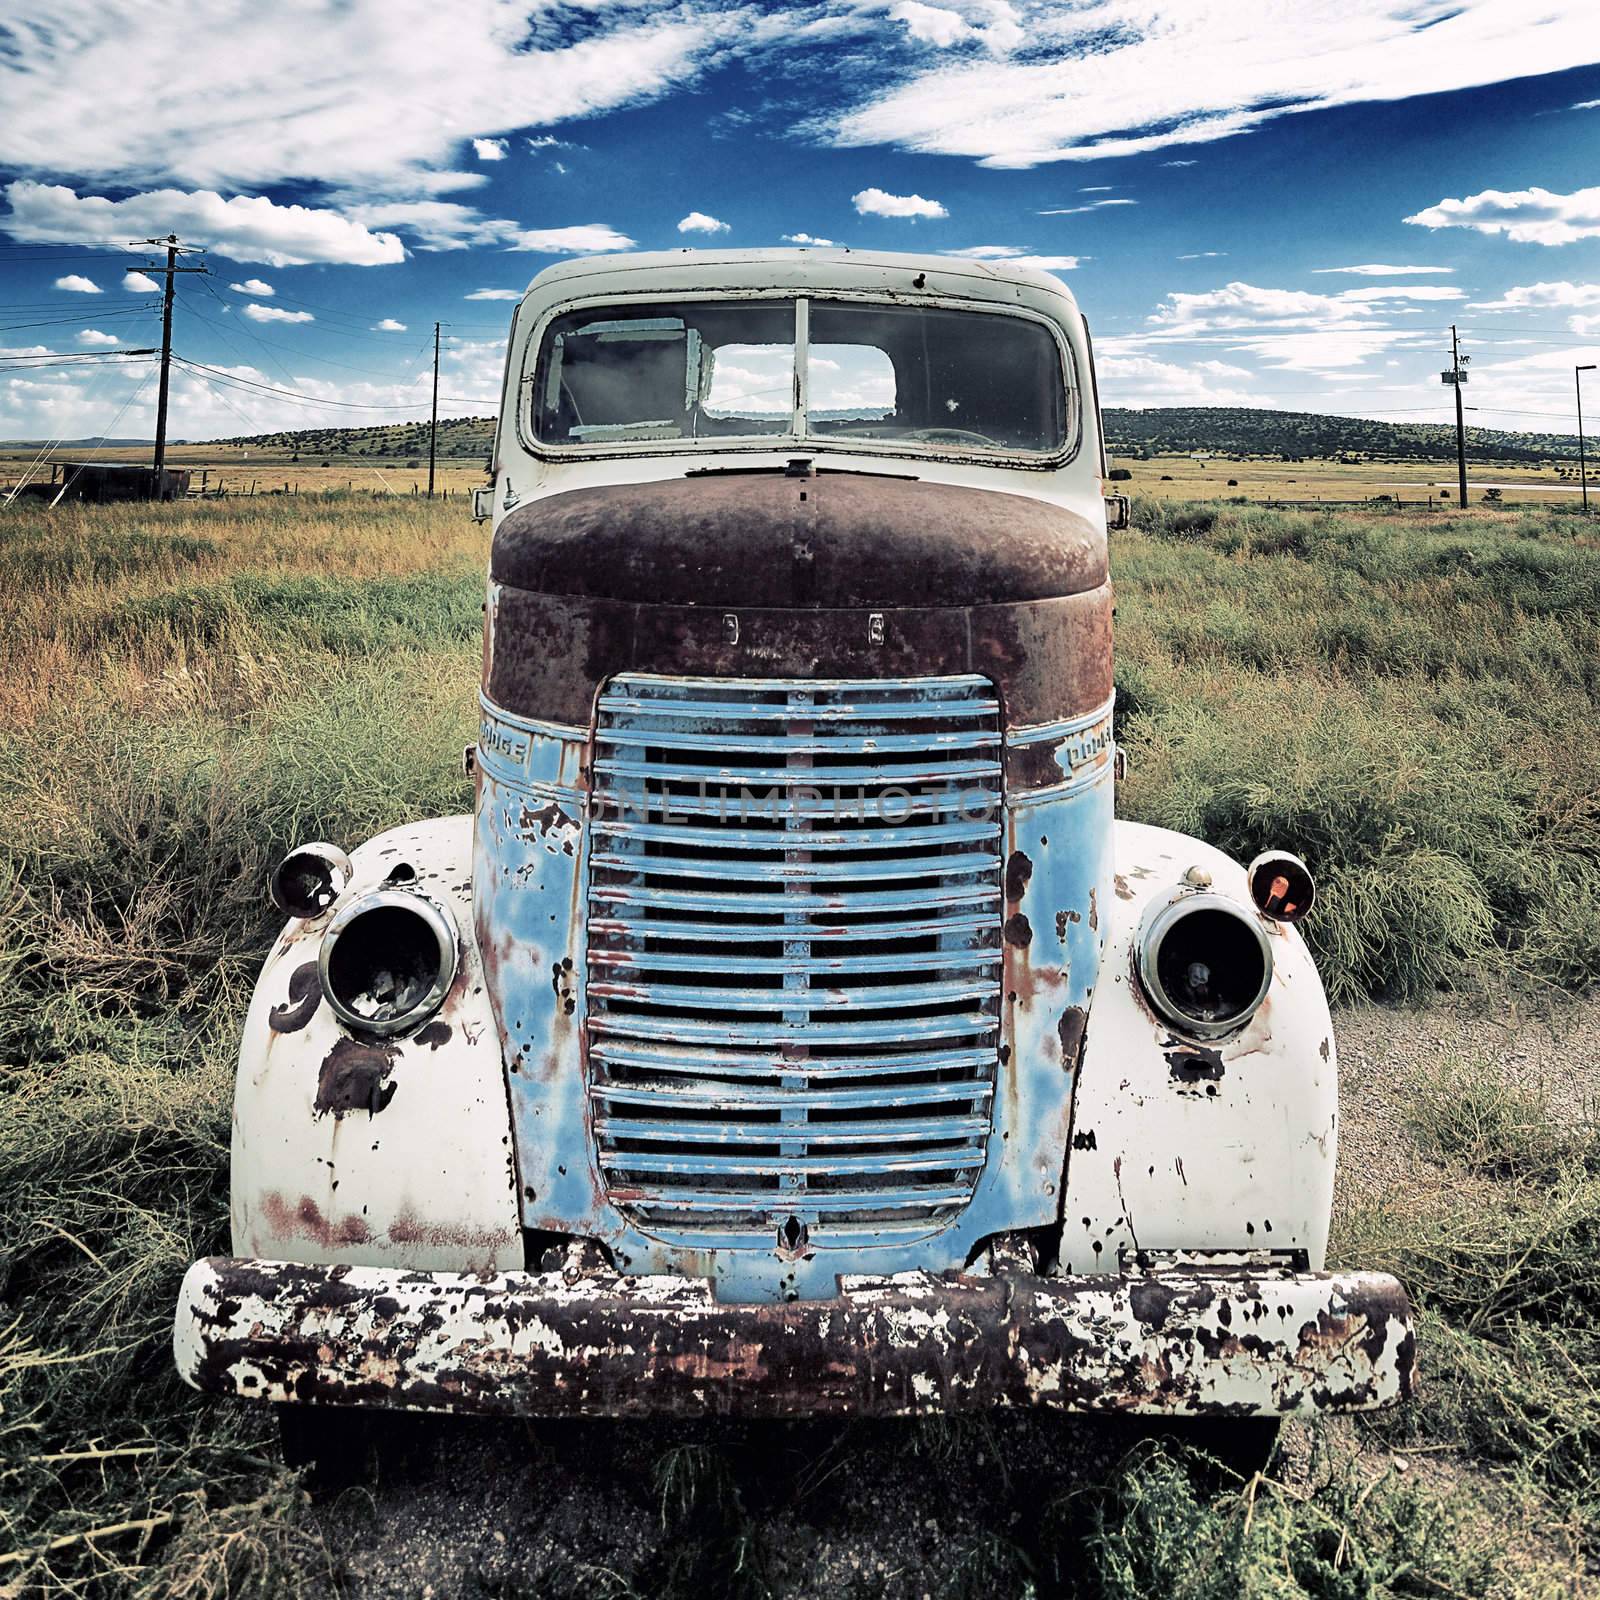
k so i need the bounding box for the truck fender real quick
[1059,820,1338,1273]
[232,815,521,1273]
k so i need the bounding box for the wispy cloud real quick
[1406,184,1600,245]
[943,245,1080,270]
[1037,198,1136,216]
[783,232,836,246]
[1178,250,1226,259]
[465,288,522,300]
[852,187,947,218]
[0,0,721,194]
[1313,263,1454,275]
[827,3,1600,168]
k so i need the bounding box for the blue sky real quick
[2,0,1599,442]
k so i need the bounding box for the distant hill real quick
[1101,407,1584,464]
[203,408,1585,465]
[210,417,496,461]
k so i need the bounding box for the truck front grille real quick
[584,673,1004,1243]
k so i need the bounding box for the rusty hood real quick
[490,472,1106,610]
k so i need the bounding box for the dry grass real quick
[1,491,1597,1596]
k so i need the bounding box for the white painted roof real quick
[519,248,1081,320]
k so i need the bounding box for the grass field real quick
[1,491,1598,1595]
[5,443,1596,507]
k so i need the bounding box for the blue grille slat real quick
[586,673,1003,1237]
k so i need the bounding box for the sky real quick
[1,0,1599,444]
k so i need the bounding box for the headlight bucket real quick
[269,842,353,919]
[1136,890,1273,1041]
[1246,850,1316,924]
[318,888,459,1037]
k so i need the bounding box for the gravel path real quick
[303,994,1600,1598]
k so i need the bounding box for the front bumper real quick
[175,1255,1414,1419]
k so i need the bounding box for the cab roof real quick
[519,247,1082,322]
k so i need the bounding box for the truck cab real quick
[175,251,1414,1426]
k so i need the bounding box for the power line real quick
[172,354,494,411]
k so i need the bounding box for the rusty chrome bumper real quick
[174,1256,1415,1419]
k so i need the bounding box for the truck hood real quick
[489,472,1106,610]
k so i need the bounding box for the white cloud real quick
[1095,352,1261,408]
[1037,198,1136,215]
[336,198,510,251]
[472,137,508,161]
[889,2,972,48]
[54,274,101,293]
[828,2,1600,168]
[0,1,720,194]
[505,223,635,253]
[783,232,836,246]
[373,318,407,331]
[943,245,1081,270]
[242,303,313,323]
[1406,185,1600,246]
[77,329,119,345]
[886,1,1021,52]
[123,270,159,292]
[526,134,575,150]
[678,211,730,234]
[1150,279,1462,334]
[465,287,523,300]
[852,187,947,219]
[1313,263,1454,275]
[1177,251,1226,259]
[0,338,507,442]
[1571,313,1600,336]
[4,181,403,266]
[229,277,274,295]
[1572,99,1600,111]
[1079,185,1113,193]
[1470,281,1600,311]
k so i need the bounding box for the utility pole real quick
[138,236,207,477]
[428,321,441,500]
[1578,364,1596,516]
[1444,325,1470,507]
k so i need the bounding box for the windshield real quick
[530,297,1070,457]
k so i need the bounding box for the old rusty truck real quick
[174,250,1415,1457]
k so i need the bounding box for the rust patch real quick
[1167,1047,1225,1087]
[1003,912,1033,949]
[1113,874,1135,901]
[1088,887,1098,933]
[1057,1005,1088,1068]
[314,1037,400,1118]
[1004,850,1034,903]
[268,961,322,1034]
[259,1192,372,1250]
